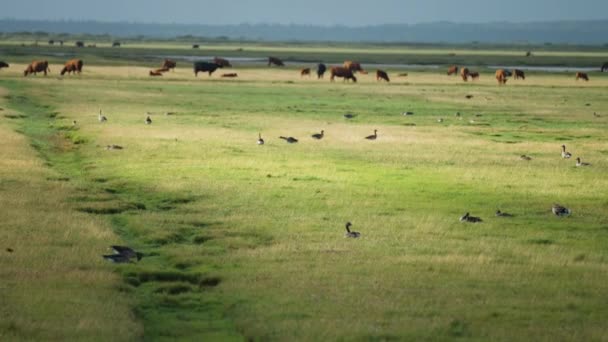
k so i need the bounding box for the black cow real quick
[602,62,608,72]
[112,41,121,47]
[75,41,84,47]
[317,63,327,79]
[0,61,9,69]
[194,61,222,76]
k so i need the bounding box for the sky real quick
[3,0,607,26]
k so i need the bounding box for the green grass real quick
[1,45,608,341]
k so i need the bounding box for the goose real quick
[593,112,600,117]
[311,130,324,140]
[103,245,143,263]
[402,111,414,116]
[520,155,532,161]
[495,210,514,217]
[460,212,482,223]
[561,145,572,159]
[106,144,123,150]
[365,129,378,140]
[72,120,77,126]
[257,133,264,145]
[343,113,356,119]
[145,115,152,125]
[437,118,444,123]
[344,222,360,238]
[576,157,590,167]
[279,136,298,143]
[6,248,13,253]
[165,111,176,116]
[465,95,473,99]
[98,110,107,123]
[552,204,571,217]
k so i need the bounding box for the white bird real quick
[98,110,107,123]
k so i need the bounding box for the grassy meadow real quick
[1,45,608,341]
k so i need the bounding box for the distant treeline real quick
[1,19,608,45]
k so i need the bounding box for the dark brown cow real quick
[447,65,459,76]
[495,69,509,85]
[602,62,608,72]
[192,44,200,49]
[162,59,177,71]
[300,68,311,77]
[576,72,589,81]
[149,70,163,76]
[343,61,367,74]
[468,71,480,81]
[376,69,390,82]
[24,60,50,76]
[513,69,525,80]
[222,73,238,78]
[60,59,83,75]
[330,66,357,83]
[268,56,284,67]
[460,67,470,82]
[213,57,232,68]
[317,63,326,79]
[0,61,8,69]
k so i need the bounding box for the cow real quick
[601,63,608,72]
[343,61,367,74]
[24,60,50,76]
[0,61,8,69]
[48,40,54,45]
[468,71,480,81]
[317,63,327,79]
[447,65,459,76]
[460,67,470,82]
[112,41,121,47]
[194,61,222,76]
[149,70,163,76]
[576,72,589,81]
[330,66,357,83]
[222,73,238,78]
[213,57,232,68]
[300,68,311,77]
[60,59,83,75]
[192,44,200,49]
[162,59,177,71]
[268,56,284,67]
[526,51,533,57]
[376,69,390,82]
[75,41,84,47]
[513,69,525,80]
[495,69,509,85]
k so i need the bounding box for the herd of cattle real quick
[1,57,606,83]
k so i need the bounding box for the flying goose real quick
[552,204,571,216]
[561,145,572,159]
[576,157,590,167]
[279,136,298,143]
[98,110,107,123]
[460,212,482,223]
[102,245,143,263]
[311,130,324,140]
[365,129,378,140]
[344,222,360,238]
[520,155,532,161]
[145,115,152,125]
[257,133,264,145]
[495,210,514,217]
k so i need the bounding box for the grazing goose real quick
[460,212,482,223]
[365,129,378,140]
[552,204,571,217]
[495,210,514,217]
[344,222,360,238]
[311,130,324,140]
[343,113,356,119]
[279,136,298,143]
[103,245,143,263]
[465,95,473,99]
[257,133,264,145]
[98,110,107,123]
[437,118,444,123]
[576,157,590,167]
[106,144,123,150]
[145,115,152,125]
[402,111,414,116]
[520,155,532,161]
[561,145,572,159]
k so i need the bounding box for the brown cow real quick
[24,60,50,76]
[447,65,459,76]
[60,59,83,75]
[222,73,238,78]
[0,61,8,69]
[495,69,509,85]
[576,72,589,81]
[330,66,357,83]
[468,71,479,81]
[149,70,163,76]
[343,61,367,74]
[162,59,177,71]
[213,57,232,68]
[460,67,470,82]
[376,69,390,82]
[268,56,284,67]
[513,69,525,80]
[300,68,311,77]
